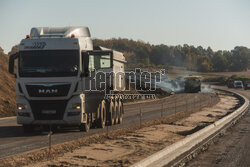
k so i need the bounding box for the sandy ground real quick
[28,93,238,167]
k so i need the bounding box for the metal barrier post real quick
[48,125,52,156]
[161,102,163,118]
[175,95,177,114]
[186,94,188,111]
[140,104,142,127]
[200,94,202,108]
[106,123,109,136]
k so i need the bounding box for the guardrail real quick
[131,89,249,167]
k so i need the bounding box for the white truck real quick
[9,27,126,132]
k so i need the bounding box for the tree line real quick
[94,38,250,72]
[5,38,250,72]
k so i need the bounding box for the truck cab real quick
[9,27,126,132]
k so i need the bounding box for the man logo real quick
[24,42,46,49]
[38,89,58,94]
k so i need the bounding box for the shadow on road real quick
[0,125,84,138]
[0,126,39,138]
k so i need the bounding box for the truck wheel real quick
[97,100,106,128]
[106,99,114,125]
[118,99,124,124]
[114,99,119,124]
[23,125,34,133]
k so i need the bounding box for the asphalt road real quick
[0,93,215,159]
[188,87,250,167]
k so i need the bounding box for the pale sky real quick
[0,0,250,53]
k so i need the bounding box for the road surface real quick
[188,87,250,167]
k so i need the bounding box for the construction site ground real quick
[27,92,239,167]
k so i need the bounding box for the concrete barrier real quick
[131,89,249,167]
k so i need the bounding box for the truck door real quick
[81,50,113,92]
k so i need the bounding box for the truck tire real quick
[114,99,119,124]
[106,99,114,126]
[118,99,124,124]
[97,100,106,128]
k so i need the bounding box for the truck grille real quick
[29,100,67,120]
[26,83,71,97]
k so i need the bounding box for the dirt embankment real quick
[0,53,16,117]
[23,92,238,167]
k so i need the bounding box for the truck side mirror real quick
[81,52,89,77]
[9,52,19,75]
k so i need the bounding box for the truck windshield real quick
[19,50,79,77]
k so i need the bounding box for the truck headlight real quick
[72,103,81,110]
[17,104,26,110]
[17,104,29,117]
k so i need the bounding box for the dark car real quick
[244,82,250,90]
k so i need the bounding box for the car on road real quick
[234,80,243,88]
[244,82,250,90]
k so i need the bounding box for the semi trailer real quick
[9,27,126,132]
